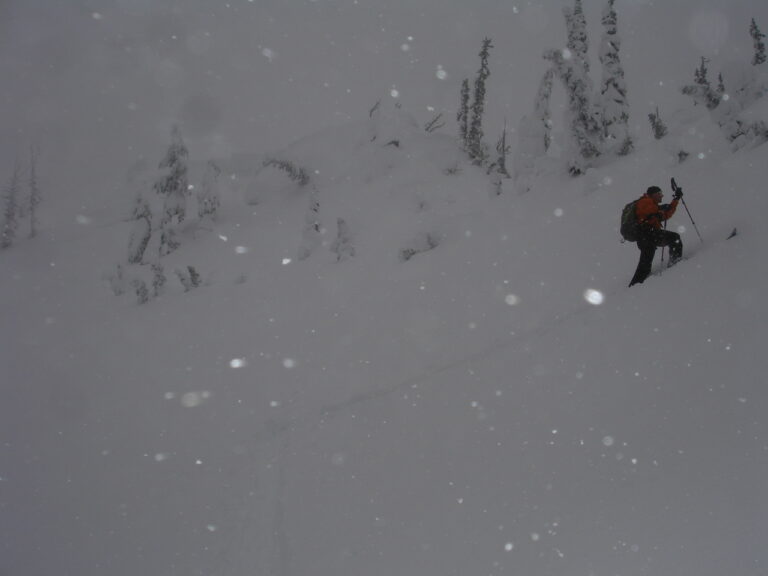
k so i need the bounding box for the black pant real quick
[629,229,683,286]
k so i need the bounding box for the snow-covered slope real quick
[2,83,768,576]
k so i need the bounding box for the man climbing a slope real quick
[629,185,683,286]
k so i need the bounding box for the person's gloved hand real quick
[673,188,683,200]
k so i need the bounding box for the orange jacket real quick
[635,194,679,230]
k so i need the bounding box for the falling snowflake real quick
[181,391,212,408]
[584,289,605,306]
[262,47,277,62]
[436,65,448,80]
[283,358,297,369]
[505,294,520,306]
[229,358,247,369]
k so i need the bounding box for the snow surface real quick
[2,2,768,576]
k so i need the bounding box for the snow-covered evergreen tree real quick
[495,121,511,178]
[297,186,322,261]
[154,125,189,256]
[28,147,41,238]
[127,192,153,264]
[457,79,470,149]
[648,107,668,140]
[751,18,766,66]
[467,38,493,165]
[543,0,603,175]
[132,278,150,305]
[544,48,602,176]
[536,69,555,154]
[565,0,589,70]
[694,57,709,86]
[197,160,221,222]
[175,266,201,292]
[717,73,726,95]
[151,263,167,297]
[331,218,355,262]
[683,57,721,110]
[1,163,20,249]
[598,0,632,155]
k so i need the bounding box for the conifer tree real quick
[197,160,221,222]
[154,125,189,256]
[131,278,149,305]
[544,48,602,175]
[694,56,710,87]
[297,186,321,261]
[457,79,470,149]
[751,18,766,66]
[491,119,511,179]
[1,163,20,249]
[28,147,41,238]
[565,0,589,68]
[128,192,153,264]
[535,68,555,153]
[151,263,166,297]
[683,57,721,109]
[599,0,632,155]
[467,38,493,165]
[545,0,603,175]
[648,107,668,140]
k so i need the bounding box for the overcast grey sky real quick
[2,0,765,219]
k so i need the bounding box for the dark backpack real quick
[620,199,640,242]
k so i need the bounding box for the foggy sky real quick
[1,0,765,221]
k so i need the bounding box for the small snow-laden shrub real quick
[400,232,440,262]
[132,278,150,305]
[176,265,202,292]
[331,218,355,262]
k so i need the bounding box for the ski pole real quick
[671,178,703,243]
[680,197,703,243]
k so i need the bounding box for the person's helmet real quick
[646,185,663,198]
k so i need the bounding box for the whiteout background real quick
[2,1,768,575]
